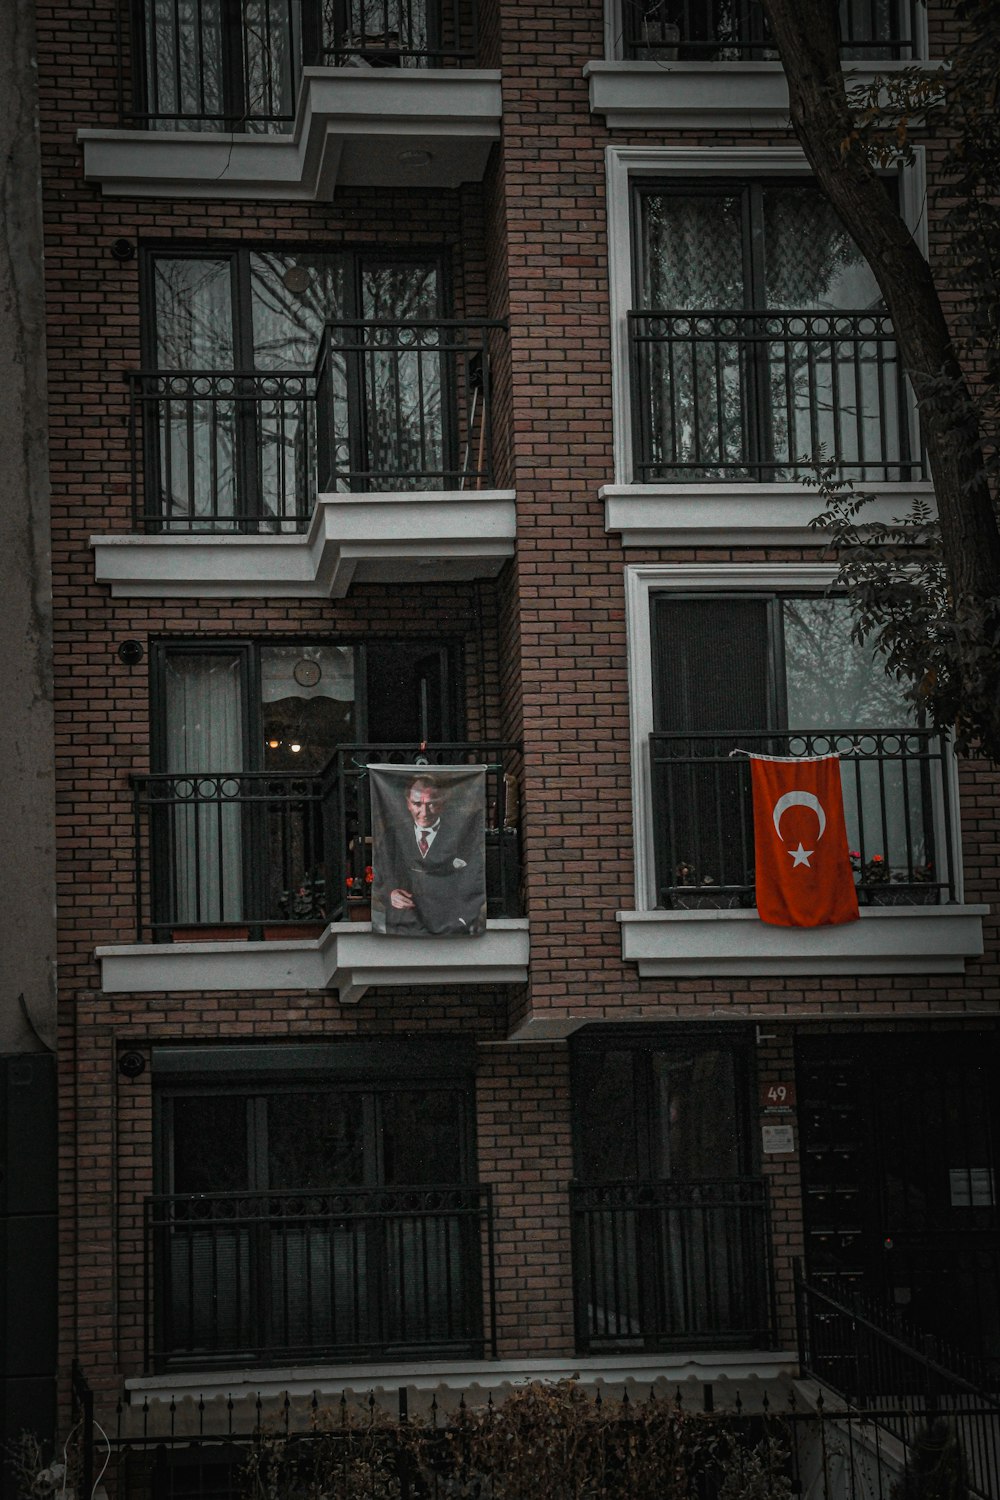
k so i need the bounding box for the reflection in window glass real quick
[267,1093,366,1190]
[172,1095,249,1194]
[261,645,356,771]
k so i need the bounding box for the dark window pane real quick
[652,596,771,733]
[172,1095,249,1194]
[651,1048,741,1179]
[382,1090,466,1185]
[261,644,356,772]
[574,1049,638,1181]
[639,192,744,309]
[267,1093,366,1190]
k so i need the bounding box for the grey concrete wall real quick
[0,0,56,1053]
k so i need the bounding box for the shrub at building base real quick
[890,1420,970,1500]
[242,1381,793,1500]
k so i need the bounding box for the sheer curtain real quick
[154,257,237,528]
[164,653,245,923]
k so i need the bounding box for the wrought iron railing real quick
[314,319,504,493]
[570,1177,772,1352]
[145,1184,496,1370]
[629,308,922,483]
[798,1273,1000,1500]
[127,318,503,530]
[328,742,522,921]
[117,0,481,130]
[649,728,954,911]
[129,742,521,940]
[620,0,919,61]
[127,370,317,533]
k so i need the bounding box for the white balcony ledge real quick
[91,489,516,598]
[78,67,502,199]
[123,1352,796,1414]
[618,904,988,978]
[96,918,529,1004]
[584,59,940,132]
[603,480,935,548]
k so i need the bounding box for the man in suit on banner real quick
[370,767,487,937]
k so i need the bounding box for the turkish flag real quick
[750,753,860,927]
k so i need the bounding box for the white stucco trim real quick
[91,490,516,598]
[604,144,929,492]
[618,905,989,977]
[96,919,529,1004]
[598,0,931,66]
[78,68,502,199]
[585,59,942,131]
[603,480,935,548]
[621,562,981,971]
[123,1350,797,1413]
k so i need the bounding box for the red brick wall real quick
[35,0,1000,1429]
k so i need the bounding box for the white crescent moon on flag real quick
[772,790,827,842]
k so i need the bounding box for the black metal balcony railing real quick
[146,1184,496,1370]
[570,1177,772,1352]
[621,0,919,62]
[798,1275,1000,1500]
[130,742,521,941]
[118,0,481,130]
[127,370,317,533]
[314,319,504,494]
[629,309,922,484]
[650,728,954,911]
[127,319,504,532]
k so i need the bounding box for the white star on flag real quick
[788,843,814,868]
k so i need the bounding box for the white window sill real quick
[603,480,935,548]
[96,919,529,1004]
[92,489,516,598]
[618,905,988,977]
[78,68,501,199]
[122,1349,797,1413]
[584,59,941,131]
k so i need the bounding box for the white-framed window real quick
[603,1,928,65]
[619,563,984,979]
[605,146,928,489]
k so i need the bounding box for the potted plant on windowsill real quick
[263,872,328,940]
[668,860,747,910]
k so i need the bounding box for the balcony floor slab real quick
[122,1352,798,1418]
[91,489,516,598]
[79,68,502,199]
[618,904,989,977]
[96,919,529,1002]
[603,480,935,548]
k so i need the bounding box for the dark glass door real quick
[797,1033,1000,1369]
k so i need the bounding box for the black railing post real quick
[71,1359,95,1500]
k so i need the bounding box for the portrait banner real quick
[369,765,487,938]
[750,752,860,928]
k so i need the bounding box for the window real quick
[617,1,919,63]
[139,248,448,530]
[130,0,455,131]
[648,593,953,908]
[151,1040,487,1365]
[630,179,916,482]
[570,1029,770,1350]
[148,638,460,930]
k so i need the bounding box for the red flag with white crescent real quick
[750,753,860,927]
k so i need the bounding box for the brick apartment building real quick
[6,0,1000,1489]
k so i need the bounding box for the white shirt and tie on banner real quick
[369,765,488,937]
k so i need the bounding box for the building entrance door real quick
[797,1032,1000,1369]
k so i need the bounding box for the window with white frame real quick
[629,178,919,485]
[625,567,958,916]
[604,148,928,497]
[610,1,921,63]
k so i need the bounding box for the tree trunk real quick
[759,0,1000,615]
